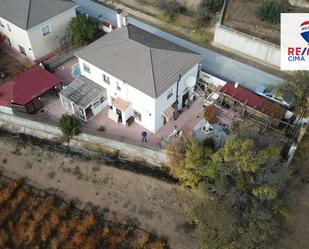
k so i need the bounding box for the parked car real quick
[254,85,294,109]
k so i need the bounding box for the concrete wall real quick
[213,25,280,68]
[0,111,168,167]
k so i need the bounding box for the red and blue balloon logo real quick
[300,21,309,44]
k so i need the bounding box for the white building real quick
[61,24,201,133]
[0,0,77,61]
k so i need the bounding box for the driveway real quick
[73,0,284,91]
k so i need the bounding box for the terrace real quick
[39,91,204,148]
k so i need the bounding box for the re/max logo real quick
[287,47,309,61]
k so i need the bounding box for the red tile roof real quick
[0,66,61,107]
[219,82,287,120]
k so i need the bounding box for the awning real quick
[162,105,175,120]
[112,97,131,112]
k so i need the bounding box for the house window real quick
[133,110,141,121]
[61,95,72,112]
[93,99,101,109]
[18,45,26,56]
[7,24,11,32]
[41,25,50,36]
[167,88,173,100]
[116,82,121,91]
[83,63,91,74]
[103,74,110,84]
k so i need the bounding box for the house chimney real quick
[116,9,123,28]
[234,82,239,88]
[121,11,128,26]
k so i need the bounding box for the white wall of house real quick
[0,7,76,61]
[27,7,76,60]
[0,17,34,59]
[154,64,199,132]
[78,57,156,132]
[78,58,199,133]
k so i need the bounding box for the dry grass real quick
[0,177,168,249]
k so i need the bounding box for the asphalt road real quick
[73,0,284,91]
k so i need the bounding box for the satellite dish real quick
[186,76,196,88]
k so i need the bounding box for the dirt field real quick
[223,0,309,45]
[281,133,309,249]
[0,134,199,249]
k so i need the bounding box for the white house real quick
[0,0,77,61]
[61,24,201,133]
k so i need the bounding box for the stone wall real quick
[0,111,168,167]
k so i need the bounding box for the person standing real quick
[141,131,147,143]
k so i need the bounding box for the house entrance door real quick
[5,38,11,46]
[18,45,26,56]
[182,92,189,108]
[116,108,122,123]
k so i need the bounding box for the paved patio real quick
[40,91,204,148]
[53,57,79,85]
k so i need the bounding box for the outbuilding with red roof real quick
[217,82,289,127]
[0,66,62,114]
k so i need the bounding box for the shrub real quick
[256,0,286,24]
[200,0,224,13]
[204,105,219,124]
[157,0,186,20]
[203,137,215,150]
[68,14,97,46]
[59,114,81,148]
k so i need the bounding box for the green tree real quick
[68,15,97,46]
[188,201,237,249]
[169,135,288,249]
[256,0,286,24]
[278,71,309,117]
[59,114,81,149]
[277,71,309,141]
[173,140,214,193]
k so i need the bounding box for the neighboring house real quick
[0,0,77,61]
[61,24,201,133]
